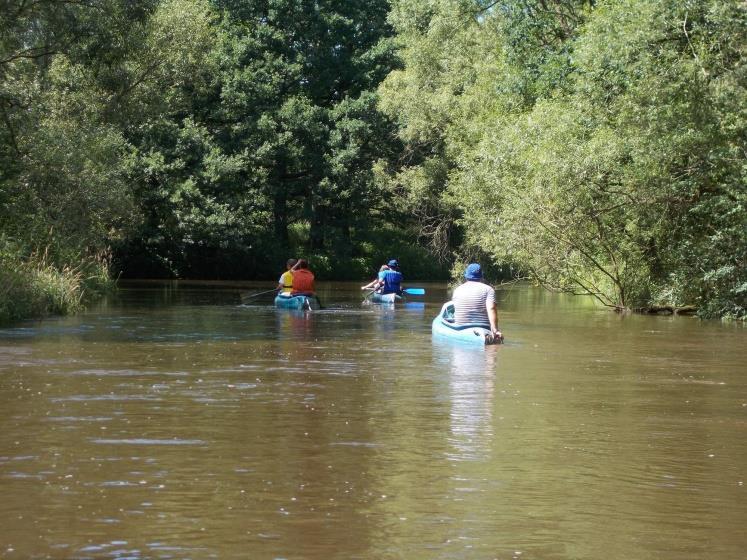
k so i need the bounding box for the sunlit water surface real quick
[0,282,745,559]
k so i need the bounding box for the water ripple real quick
[90,438,207,446]
[51,395,163,402]
[53,369,190,377]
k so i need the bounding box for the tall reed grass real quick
[0,249,114,324]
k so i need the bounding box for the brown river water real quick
[0,281,745,559]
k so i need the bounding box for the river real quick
[0,281,745,559]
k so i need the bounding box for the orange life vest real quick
[291,269,315,294]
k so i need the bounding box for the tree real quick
[116,0,401,278]
[0,0,163,262]
[381,0,746,317]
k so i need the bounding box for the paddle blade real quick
[403,288,425,295]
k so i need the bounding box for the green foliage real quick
[112,0,404,279]
[1,2,147,259]
[0,241,115,324]
[0,0,223,316]
[353,226,451,281]
[381,0,746,317]
[275,222,449,281]
[5,0,742,323]
[1,0,441,323]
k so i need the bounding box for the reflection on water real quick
[0,281,745,559]
[446,345,497,461]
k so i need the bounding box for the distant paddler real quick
[290,259,315,297]
[378,259,404,295]
[274,258,320,310]
[361,259,408,303]
[361,259,403,295]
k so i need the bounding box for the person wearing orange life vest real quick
[290,259,315,296]
[277,258,298,294]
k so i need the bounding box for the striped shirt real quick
[452,281,495,326]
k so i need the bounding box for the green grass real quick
[0,250,114,324]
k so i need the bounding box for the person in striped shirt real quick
[452,263,503,341]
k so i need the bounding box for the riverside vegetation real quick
[1,0,745,322]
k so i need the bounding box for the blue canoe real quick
[274,294,320,310]
[431,302,501,345]
[368,292,406,304]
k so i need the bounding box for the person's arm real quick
[487,303,498,332]
[486,291,502,339]
[362,270,384,290]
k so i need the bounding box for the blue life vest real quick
[378,269,403,294]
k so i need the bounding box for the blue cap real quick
[465,263,482,280]
[388,259,399,268]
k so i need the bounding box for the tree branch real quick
[683,12,708,78]
[0,46,58,66]
[0,102,21,155]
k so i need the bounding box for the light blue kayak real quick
[274,294,320,310]
[431,302,501,345]
[369,292,405,304]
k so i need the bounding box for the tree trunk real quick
[273,192,289,247]
[309,201,325,250]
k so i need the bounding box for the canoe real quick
[274,294,320,310]
[431,302,501,345]
[368,292,406,304]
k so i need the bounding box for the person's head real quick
[286,258,297,269]
[387,259,399,269]
[464,263,482,281]
[296,259,308,270]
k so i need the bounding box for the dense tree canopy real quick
[0,0,744,320]
[379,0,746,318]
[116,0,408,278]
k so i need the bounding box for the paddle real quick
[362,287,425,297]
[240,288,278,303]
